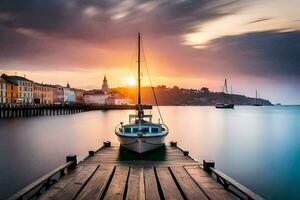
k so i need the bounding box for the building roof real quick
[1,74,18,85]
[84,89,106,95]
[6,75,33,82]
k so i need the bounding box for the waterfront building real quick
[63,82,76,103]
[84,90,109,105]
[33,83,56,104]
[1,74,34,104]
[55,85,64,103]
[73,88,85,103]
[1,74,18,104]
[102,75,109,93]
[0,78,6,104]
[106,93,129,105]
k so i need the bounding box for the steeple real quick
[102,75,109,93]
[67,82,70,88]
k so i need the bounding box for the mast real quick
[138,33,141,106]
[137,33,143,122]
[224,78,228,104]
[255,89,257,104]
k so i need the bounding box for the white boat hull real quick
[117,135,167,153]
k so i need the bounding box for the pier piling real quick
[103,141,111,147]
[170,141,177,147]
[66,155,77,170]
[88,151,94,157]
[203,160,215,174]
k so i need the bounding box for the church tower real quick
[102,75,109,93]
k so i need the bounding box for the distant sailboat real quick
[215,78,234,109]
[253,90,262,106]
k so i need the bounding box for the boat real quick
[115,33,169,154]
[215,103,234,109]
[252,90,262,106]
[215,78,234,109]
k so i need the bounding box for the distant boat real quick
[253,90,262,106]
[215,78,234,109]
[115,33,168,154]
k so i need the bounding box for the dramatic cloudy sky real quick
[0,0,300,104]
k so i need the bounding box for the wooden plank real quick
[126,167,145,200]
[75,165,115,200]
[185,166,234,200]
[204,189,235,200]
[170,166,208,200]
[83,160,198,166]
[38,166,84,200]
[104,166,130,200]
[155,167,183,200]
[144,167,160,200]
[40,165,98,200]
[185,166,223,189]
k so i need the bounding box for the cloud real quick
[247,17,272,24]
[0,0,300,103]
[0,0,240,69]
[204,30,300,80]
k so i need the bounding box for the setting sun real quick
[128,77,136,86]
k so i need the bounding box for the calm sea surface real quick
[0,106,300,199]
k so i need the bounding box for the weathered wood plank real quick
[83,160,198,166]
[38,165,98,200]
[204,189,235,200]
[185,166,234,200]
[126,167,145,200]
[144,167,160,200]
[155,167,183,200]
[38,166,84,200]
[75,165,115,200]
[47,165,98,200]
[170,166,208,200]
[104,166,129,200]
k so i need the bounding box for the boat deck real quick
[37,144,236,200]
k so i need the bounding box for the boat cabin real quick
[122,124,162,134]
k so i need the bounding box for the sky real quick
[0,0,300,104]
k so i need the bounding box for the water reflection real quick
[0,106,300,199]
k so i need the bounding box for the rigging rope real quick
[140,38,165,124]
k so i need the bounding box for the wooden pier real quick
[0,104,152,119]
[9,141,264,200]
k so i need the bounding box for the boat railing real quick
[161,123,169,134]
[115,123,123,134]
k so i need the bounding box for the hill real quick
[111,85,272,106]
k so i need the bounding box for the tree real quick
[200,87,210,93]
